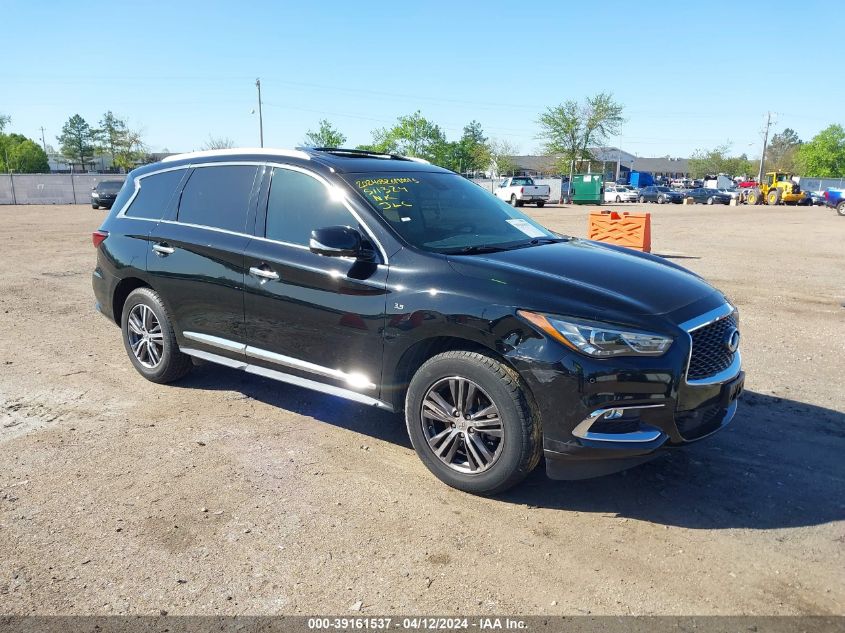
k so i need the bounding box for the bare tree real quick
[202,135,235,150]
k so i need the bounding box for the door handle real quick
[249,266,280,282]
[152,242,175,256]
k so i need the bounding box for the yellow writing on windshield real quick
[356,177,420,189]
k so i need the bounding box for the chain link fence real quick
[0,174,127,205]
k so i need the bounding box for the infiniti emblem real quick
[724,327,740,353]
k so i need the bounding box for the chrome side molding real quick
[180,347,393,411]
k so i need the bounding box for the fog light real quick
[604,408,624,420]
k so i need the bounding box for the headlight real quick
[518,311,673,357]
[92,192,99,197]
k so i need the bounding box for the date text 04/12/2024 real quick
[307,617,528,630]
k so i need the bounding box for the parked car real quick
[717,188,740,201]
[604,184,637,203]
[823,189,845,216]
[494,176,550,207]
[686,188,731,205]
[638,185,684,204]
[92,147,744,494]
[91,180,125,209]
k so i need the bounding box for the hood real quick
[447,239,721,320]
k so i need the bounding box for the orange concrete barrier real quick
[588,210,652,252]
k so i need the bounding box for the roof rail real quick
[161,147,310,163]
[303,147,430,164]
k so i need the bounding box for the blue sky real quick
[2,0,839,158]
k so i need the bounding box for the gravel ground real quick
[0,202,843,616]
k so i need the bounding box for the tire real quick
[747,189,762,205]
[536,200,545,208]
[92,203,99,209]
[405,351,541,495]
[657,195,665,204]
[639,195,646,203]
[615,195,621,203]
[121,287,193,384]
[768,189,781,205]
[838,201,845,217]
[510,194,523,207]
[707,196,714,205]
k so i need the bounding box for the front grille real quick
[687,312,737,381]
[675,403,725,440]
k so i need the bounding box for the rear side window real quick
[123,169,186,219]
[265,168,356,246]
[178,165,258,233]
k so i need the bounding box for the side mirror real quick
[310,225,367,259]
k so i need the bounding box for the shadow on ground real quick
[177,366,845,531]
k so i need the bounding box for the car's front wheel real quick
[639,195,645,203]
[838,201,845,217]
[121,287,193,384]
[405,351,541,495]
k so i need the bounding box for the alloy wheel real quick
[420,376,504,474]
[127,304,164,369]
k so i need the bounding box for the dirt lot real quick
[0,202,843,616]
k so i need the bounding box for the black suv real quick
[91,179,125,209]
[92,148,743,494]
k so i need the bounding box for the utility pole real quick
[255,78,264,148]
[757,111,772,182]
[39,126,47,153]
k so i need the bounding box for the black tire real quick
[536,200,545,208]
[615,195,621,203]
[639,195,646,203]
[405,351,541,495]
[838,201,845,217]
[510,194,518,207]
[657,195,665,204]
[121,287,193,384]
[767,189,781,205]
[707,196,714,205]
[91,203,99,209]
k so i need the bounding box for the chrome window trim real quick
[114,164,190,220]
[183,331,377,391]
[179,347,391,411]
[679,303,742,386]
[572,404,665,443]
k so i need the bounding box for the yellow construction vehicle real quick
[743,172,808,205]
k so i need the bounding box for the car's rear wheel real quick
[510,194,518,207]
[838,201,845,217]
[639,195,646,203]
[536,200,545,208]
[91,203,99,209]
[707,196,714,205]
[121,287,193,384]
[657,195,665,204]
[405,351,541,495]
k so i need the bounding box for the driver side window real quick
[265,168,357,246]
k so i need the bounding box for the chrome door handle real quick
[152,243,175,255]
[249,266,280,281]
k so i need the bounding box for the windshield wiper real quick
[442,244,511,255]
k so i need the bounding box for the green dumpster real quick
[571,174,603,205]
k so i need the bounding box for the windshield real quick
[98,181,123,192]
[347,172,557,253]
[510,177,534,186]
[656,186,671,192]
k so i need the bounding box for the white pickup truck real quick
[494,176,551,207]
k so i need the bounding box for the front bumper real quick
[508,302,744,480]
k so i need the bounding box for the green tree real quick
[795,124,845,177]
[453,120,490,174]
[369,111,447,162]
[58,114,98,171]
[0,114,10,133]
[766,128,802,173]
[537,93,624,173]
[303,119,347,148]
[488,139,519,177]
[0,132,49,173]
[688,144,755,178]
